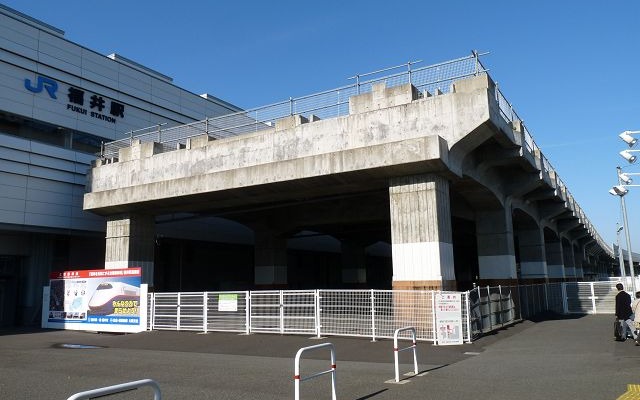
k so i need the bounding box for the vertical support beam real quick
[105,213,155,286]
[545,233,565,282]
[562,238,576,280]
[518,226,548,283]
[341,239,367,287]
[389,174,455,291]
[574,243,585,279]
[254,229,287,288]
[476,209,517,286]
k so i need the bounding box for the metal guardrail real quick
[392,327,418,383]
[100,52,488,160]
[294,343,337,400]
[66,379,161,400]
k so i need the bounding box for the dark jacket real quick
[616,290,633,320]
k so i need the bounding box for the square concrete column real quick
[545,236,565,281]
[476,209,517,285]
[341,239,367,287]
[574,244,585,279]
[562,240,577,280]
[254,230,287,288]
[105,214,155,285]
[518,227,548,282]
[389,174,455,290]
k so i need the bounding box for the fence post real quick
[370,289,376,342]
[590,282,597,314]
[149,292,155,331]
[176,293,181,331]
[315,290,321,338]
[279,290,285,335]
[486,286,492,331]
[203,292,208,333]
[562,282,569,314]
[245,291,251,335]
[289,97,293,116]
[465,291,471,343]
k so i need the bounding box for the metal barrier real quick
[66,379,161,400]
[294,343,337,400]
[392,327,418,383]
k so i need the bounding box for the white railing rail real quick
[392,327,418,383]
[66,379,161,400]
[294,343,337,400]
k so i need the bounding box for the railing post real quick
[465,291,471,343]
[562,282,569,314]
[486,286,492,331]
[246,291,251,335]
[280,290,285,335]
[473,49,479,76]
[370,289,376,342]
[157,123,161,142]
[289,97,293,116]
[590,282,597,314]
[407,60,412,86]
[315,289,321,339]
[203,292,208,333]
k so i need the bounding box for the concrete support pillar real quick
[562,239,576,280]
[254,230,287,287]
[389,174,455,291]
[545,235,565,282]
[518,227,548,283]
[476,209,518,286]
[341,239,367,287]
[105,214,155,286]
[574,244,585,279]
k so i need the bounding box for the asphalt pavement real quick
[0,313,638,400]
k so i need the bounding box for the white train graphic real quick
[88,282,140,315]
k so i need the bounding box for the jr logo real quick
[24,76,58,99]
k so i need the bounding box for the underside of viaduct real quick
[84,74,614,291]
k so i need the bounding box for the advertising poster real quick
[218,294,238,312]
[46,268,147,333]
[435,292,463,345]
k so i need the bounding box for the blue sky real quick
[5,1,640,252]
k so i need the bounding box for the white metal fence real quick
[145,282,625,343]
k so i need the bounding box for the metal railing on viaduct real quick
[145,281,622,344]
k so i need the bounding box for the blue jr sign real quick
[24,76,58,99]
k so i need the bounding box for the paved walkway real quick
[0,313,638,399]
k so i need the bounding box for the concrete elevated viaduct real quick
[84,72,614,291]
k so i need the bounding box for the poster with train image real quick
[45,267,147,333]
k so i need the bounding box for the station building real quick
[0,5,256,326]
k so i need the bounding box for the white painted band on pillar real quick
[478,255,517,279]
[391,242,454,281]
[519,261,548,279]
[547,264,565,278]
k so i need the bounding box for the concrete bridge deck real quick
[82,65,614,292]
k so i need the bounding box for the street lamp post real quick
[617,223,626,278]
[617,175,636,293]
[615,129,640,292]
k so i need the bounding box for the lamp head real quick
[618,225,624,233]
[620,150,638,163]
[610,185,629,196]
[620,172,633,184]
[620,131,638,147]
